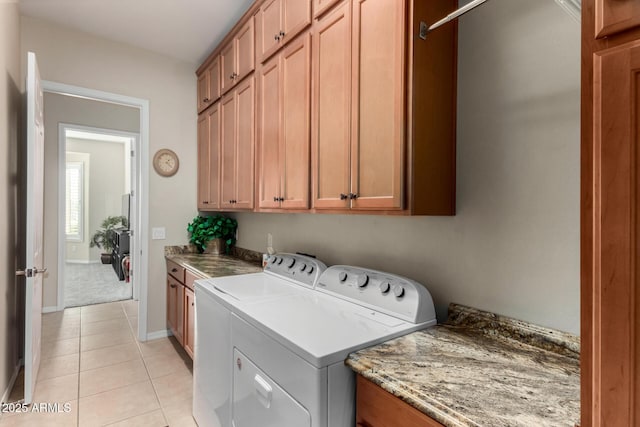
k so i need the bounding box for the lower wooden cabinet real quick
[356,375,444,427]
[167,262,204,359]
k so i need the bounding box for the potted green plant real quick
[90,215,128,264]
[187,214,237,254]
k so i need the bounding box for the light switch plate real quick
[152,227,166,240]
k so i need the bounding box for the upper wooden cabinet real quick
[197,57,220,113]
[221,18,256,94]
[596,0,640,38]
[258,33,311,210]
[221,77,256,210]
[197,102,221,210]
[197,0,457,216]
[258,0,312,62]
[313,0,342,19]
[311,0,456,214]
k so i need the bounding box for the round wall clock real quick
[153,149,179,177]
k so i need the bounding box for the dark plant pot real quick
[203,238,225,255]
[100,253,112,264]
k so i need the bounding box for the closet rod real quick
[427,0,489,33]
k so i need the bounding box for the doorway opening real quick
[59,125,138,308]
[43,80,150,342]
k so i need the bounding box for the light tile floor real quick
[1,301,195,427]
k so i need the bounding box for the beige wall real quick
[64,151,91,262]
[0,0,22,402]
[41,92,139,309]
[23,17,198,333]
[232,0,581,333]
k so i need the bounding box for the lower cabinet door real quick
[184,287,195,358]
[167,276,184,345]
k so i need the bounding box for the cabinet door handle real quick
[170,284,177,289]
[171,268,178,273]
[274,34,280,41]
[203,97,210,103]
[273,197,278,202]
[229,73,235,80]
[279,31,285,37]
[203,201,209,204]
[340,193,348,200]
[349,193,359,200]
[192,302,195,306]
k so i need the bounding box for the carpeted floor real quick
[64,262,132,307]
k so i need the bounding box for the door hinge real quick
[130,150,135,157]
[129,230,134,237]
[130,190,135,197]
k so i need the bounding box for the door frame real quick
[42,80,150,342]
[57,123,140,305]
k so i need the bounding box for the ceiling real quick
[19,0,255,65]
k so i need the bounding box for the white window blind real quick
[66,162,84,241]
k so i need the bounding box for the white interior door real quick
[21,51,46,404]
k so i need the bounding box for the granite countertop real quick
[346,304,580,427]
[165,245,263,278]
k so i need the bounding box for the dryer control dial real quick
[286,258,296,268]
[356,274,369,288]
[338,272,348,282]
[393,285,405,298]
[379,281,391,294]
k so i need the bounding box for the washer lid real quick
[200,273,301,302]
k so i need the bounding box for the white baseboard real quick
[146,329,171,341]
[42,306,59,314]
[1,358,23,404]
[65,260,99,264]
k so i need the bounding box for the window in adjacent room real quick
[65,161,84,241]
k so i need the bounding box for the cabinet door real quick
[258,56,282,208]
[197,72,210,113]
[259,0,282,63]
[596,0,640,38]
[590,39,640,426]
[207,103,221,209]
[281,33,311,209]
[197,112,211,209]
[235,77,256,210]
[282,0,311,43]
[313,0,342,19]
[208,56,221,104]
[312,2,351,209]
[220,93,237,209]
[237,18,256,82]
[350,0,404,210]
[184,287,195,359]
[221,41,236,94]
[167,276,183,345]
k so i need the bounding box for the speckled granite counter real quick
[346,304,580,427]
[165,245,262,278]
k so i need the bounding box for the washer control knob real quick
[379,282,391,294]
[287,258,296,268]
[307,265,314,274]
[338,272,348,282]
[269,256,277,264]
[299,263,307,272]
[356,274,369,288]
[393,284,405,298]
[277,257,283,265]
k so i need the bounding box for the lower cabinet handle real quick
[170,284,176,289]
[340,193,348,200]
[171,268,178,273]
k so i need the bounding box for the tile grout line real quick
[125,302,170,426]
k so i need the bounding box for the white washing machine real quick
[193,256,437,427]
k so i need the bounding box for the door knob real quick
[16,267,47,277]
